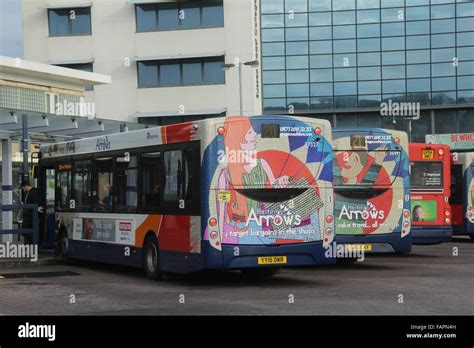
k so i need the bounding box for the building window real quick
[48,7,91,36]
[135,1,223,32]
[137,57,225,88]
[56,63,94,91]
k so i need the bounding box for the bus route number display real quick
[422,149,434,160]
[261,124,280,138]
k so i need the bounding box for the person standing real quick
[20,181,44,245]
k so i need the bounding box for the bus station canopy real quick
[0,55,150,142]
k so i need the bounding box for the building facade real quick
[22,0,473,140]
[260,0,474,141]
[22,0,263,125]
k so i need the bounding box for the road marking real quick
[0,276,5,279]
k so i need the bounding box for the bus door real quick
[332,130,411,252]
[39,165,57,249]
[203,115,335,268]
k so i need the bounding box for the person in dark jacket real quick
[20,181,44,245]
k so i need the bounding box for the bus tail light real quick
[394,137,400,145]
[468,205,472,211]
[403,221,409,228]
[315,127,322,135]
[445,218,450,224]
[209,218,217,227]
[210,231,218,240]
[445,211,450,216]
[326,228,333,235]
[217,126,225,135]
[326,215,334,223]
[438,149,444,156]
[403,211,410,219]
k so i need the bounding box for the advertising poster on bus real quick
[333,129,410,236]
[411,200,437,222]
[202,115,333,247]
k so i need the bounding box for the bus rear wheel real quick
[143,235,162,281]
[241,267,280,279]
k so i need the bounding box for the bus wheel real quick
[143,235,162,281]
[241,267,280,279]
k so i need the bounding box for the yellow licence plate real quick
[422,149,434,160]
[258,256,287,265]
[345,244,372,251]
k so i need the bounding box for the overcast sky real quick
[0,0,23,58]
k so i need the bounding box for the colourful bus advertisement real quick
[409,143,453,244]
[38,115,335,279]
[332,128,412,255]
[426,133,474,238]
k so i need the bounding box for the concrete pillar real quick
[1,138,13,242]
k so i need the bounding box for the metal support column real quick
[22,114,29,184]
[1,138,13,242]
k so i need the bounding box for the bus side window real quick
[57,168,71,211]
[163,150,185,202]
[115,155,138,213]
[73,160,92,211]
[94,157,114,213]
[140,151,162,212]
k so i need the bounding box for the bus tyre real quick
[143,235,162,281]
[241,267,280,279]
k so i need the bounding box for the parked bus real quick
[332,128,412,255]
[38,115,335,279]
[408,143,452,244]
[426,133,474,239]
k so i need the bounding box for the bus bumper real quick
[335,232,412,254]
[411,226,453,245]
[203,241,336,269]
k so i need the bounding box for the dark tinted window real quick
[48,8,91,36]
[410,161,443,190]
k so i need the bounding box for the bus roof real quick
[40,115,332,159]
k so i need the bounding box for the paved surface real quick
[0,237,472,315]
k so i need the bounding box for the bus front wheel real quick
[143,235,162,281]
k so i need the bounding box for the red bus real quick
[409,143,452,244]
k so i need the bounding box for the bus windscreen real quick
[410,161,443,190]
